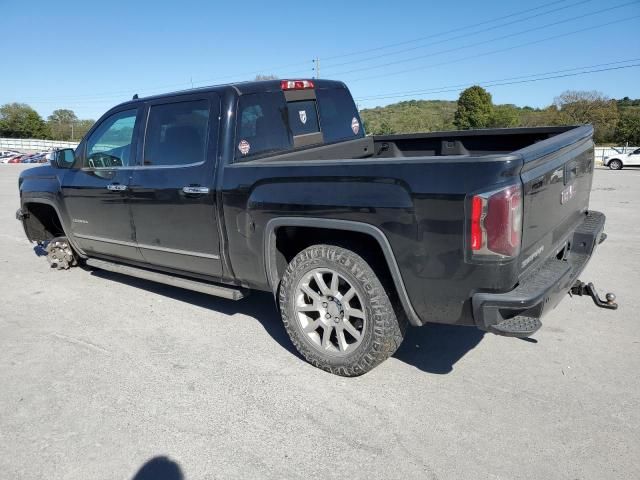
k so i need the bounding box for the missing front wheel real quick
[45,237,77,270]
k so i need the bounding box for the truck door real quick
[61,107,144,262]
[128,93,223,277]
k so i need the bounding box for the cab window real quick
[316,87,364,143]
[85,109,137,168]
[143,99,210,166]
[235,92,292,161]
[287,100,320,136]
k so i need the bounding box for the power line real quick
[354,63,640,105]
[328,1,639,78]
[357,57,640,101]
[347,13,640,83]
[321,0,594,71]
[12,1,594,103]
[320,0,577,62]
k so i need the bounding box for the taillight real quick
[280,79,315,90]
[469,183,522,259]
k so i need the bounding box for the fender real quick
[263,217,424,327]
[19,196,86,259]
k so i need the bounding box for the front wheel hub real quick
[45,237,77,270]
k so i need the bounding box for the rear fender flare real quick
[263,217,423,326]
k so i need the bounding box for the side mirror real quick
[52,148,75,169]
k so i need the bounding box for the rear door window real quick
[143,99,209,166]
[236,92,292,160]
[316,87,364,143]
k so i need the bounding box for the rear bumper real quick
[472,210,606,335]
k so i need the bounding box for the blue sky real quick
[2,0,639,120]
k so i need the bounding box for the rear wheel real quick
[609,159,623,170]
[278,244,406,376]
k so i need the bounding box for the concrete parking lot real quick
[0,164,639,480]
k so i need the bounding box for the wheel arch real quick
[20,199,85,256]
[263,217,423,326]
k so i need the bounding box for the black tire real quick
[279,244,406,376]
[609,159,623,170]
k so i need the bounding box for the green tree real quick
[489,104,520,128]
[74,119,95,140]
[254,74,278,81]
[453,86,494,129]
[0,103,49,138]
[554,90,619,143]
[48,109,79,140]
[614,109,640,145]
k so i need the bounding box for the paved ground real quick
[0,164,639,480]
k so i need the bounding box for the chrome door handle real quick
[106,184,127,191]
[182,186,210,194]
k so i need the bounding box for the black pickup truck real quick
[16,79,616,376]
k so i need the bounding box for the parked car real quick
[16,79,616,376]
[0,151,21,163]
[8,155,27,163]
[24,154,46,163]
[603,147,640,169]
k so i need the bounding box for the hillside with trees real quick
[361,87,640,145]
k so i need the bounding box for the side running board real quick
[85,258,246,300]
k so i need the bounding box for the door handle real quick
[182,186,210,195]
[106,183,128,192]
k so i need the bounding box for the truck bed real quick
[248,125,580,162]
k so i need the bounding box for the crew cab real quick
[16,79,616,376]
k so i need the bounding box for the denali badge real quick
[521,245,544,269]
[561,183,576,204]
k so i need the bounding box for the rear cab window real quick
[234,83,364,162]
[316,87,364,143]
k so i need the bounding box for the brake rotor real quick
[45,237,77,270]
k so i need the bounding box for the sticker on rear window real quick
[351,117,360,135]
[238,139,250,156]
[299,110,307,124]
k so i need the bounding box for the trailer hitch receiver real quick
[569,281,618,310]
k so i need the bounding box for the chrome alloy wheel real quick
[294,268,366,356]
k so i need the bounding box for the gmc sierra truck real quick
[16,79,617,376]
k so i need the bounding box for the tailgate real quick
[517,125,595,276]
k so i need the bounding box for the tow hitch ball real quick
[570,281,618,310]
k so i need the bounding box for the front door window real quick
[85,109,137,168]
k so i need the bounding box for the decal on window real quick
[351,117,360,135]
[238,139,251,155]
[299,110,307,124]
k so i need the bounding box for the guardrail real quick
[0,138,79,152]
[594,146,638,163]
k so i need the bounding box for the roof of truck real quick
[114,79,347,110]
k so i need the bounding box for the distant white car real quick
[603,148,640,170]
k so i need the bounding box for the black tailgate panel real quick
[518,130,594,277]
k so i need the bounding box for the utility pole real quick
[312,57,320,79]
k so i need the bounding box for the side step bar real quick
[85,258,247,300]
